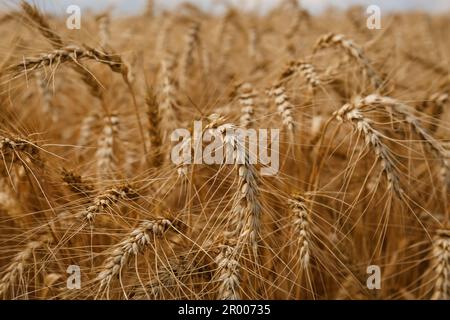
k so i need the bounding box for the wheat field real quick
[0,0,449,300]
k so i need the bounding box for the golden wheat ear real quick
[431,229,450,300]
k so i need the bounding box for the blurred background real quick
[1,0,450,14]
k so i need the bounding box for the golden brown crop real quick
[0,0,449,300]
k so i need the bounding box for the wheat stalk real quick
[78,112,99,148]
[130,259,185,299]
[20,1,63,47]
[34,70,56,121]
[0,136,42,172]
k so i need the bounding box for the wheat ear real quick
[160,56,180,134]
[0,238,47,297]
[268,84,295,140]
[96,114,119,178]
[80,185,137,224]
[288,194,311,270]
[314,33,382,90]
[97,219,174,290]
[215,241,241,300]
[61,168,93,197]
[20,1,63,47]
[361,94,449,183]
[180,21,200,89]
[238,83,257,128]
[431,229,450,300]
[0,136,42,171]
[96,13,111,48]
[146,87,163,167]
[279,60,321,93]
[421,93,448,134]
[297,61,321,92]
[7,45,123,76]
[217,124,262,257]
[333,102,403,196]
[20,0,106,101]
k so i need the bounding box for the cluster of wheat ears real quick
[0,0,449,300]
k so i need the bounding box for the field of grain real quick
[0,0,449,300]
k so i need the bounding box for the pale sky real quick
[2,0,450,14]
